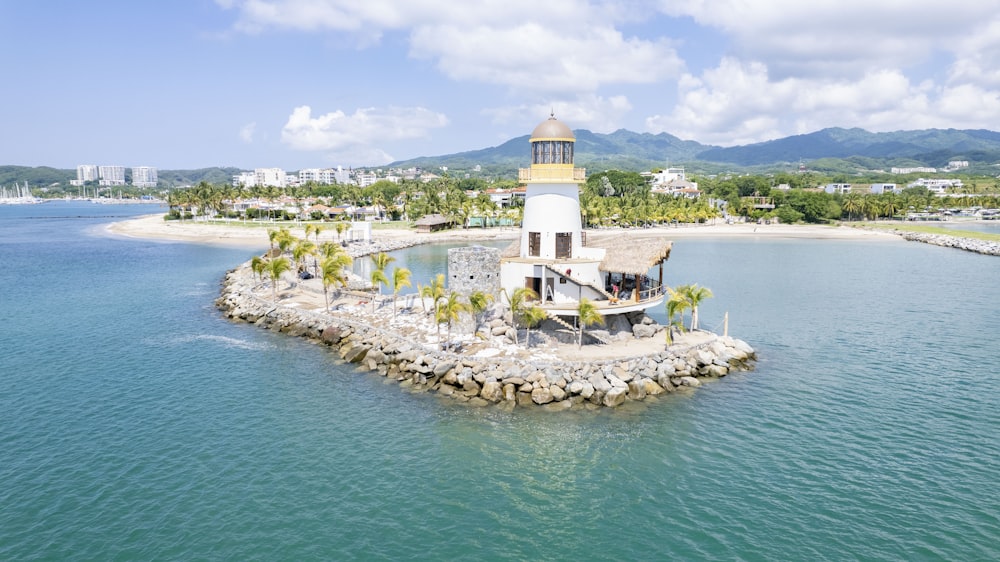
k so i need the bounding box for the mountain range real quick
[391,127,1000,175]
[6,127,1000,189]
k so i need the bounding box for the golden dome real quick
[530,114,574,141]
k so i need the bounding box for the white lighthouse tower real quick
[499,114,672,321]
[500,114,607,310]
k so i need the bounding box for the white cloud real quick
[646,57,1000,146]
[239,122,256,143]
[410,24,681,95]
[485,95,633,134]
[217,0,684,96]
[661,2,997,71]
[280,105,448,163]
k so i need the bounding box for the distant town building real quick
[356,171,378,187]
[869,183,898,195]
[908,178,963,195]
[646,167,701,197]
[945,160,969,171]
[255,168,286,188]
[71,164,99,187]
[131,166,158,188]
[823,183,852,195]
[233,171,256,188]
[298,168,341,185]
[891,166,936,174]
[98,165,126,186]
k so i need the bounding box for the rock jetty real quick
[895,230,1000,256]
[216,260,756,410]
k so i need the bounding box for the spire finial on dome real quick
[550,108,555,119]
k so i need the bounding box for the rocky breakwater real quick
[216,262,756,410]
[896,230,1000,256]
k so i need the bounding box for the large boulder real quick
[480,381,504,402]
[531,387,554,405]
[603,386,627,407]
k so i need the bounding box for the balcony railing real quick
[518,167,586,182]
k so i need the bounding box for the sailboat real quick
[0,181,40,204]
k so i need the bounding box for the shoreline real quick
[105,213,899,248]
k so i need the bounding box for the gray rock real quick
[603,386,627,407]
[480,381,504,402]
[531,387,554,404]
[632,323,658,338]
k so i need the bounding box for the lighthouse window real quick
[555,232,572,258]
[528,232,541,257]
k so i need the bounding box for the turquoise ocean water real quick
[1,202,998,560]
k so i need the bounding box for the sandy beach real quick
[106,213,896,249]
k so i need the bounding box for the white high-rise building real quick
[131,166,158,188]
[298,168,340,185]
[233,171,256,187]
[71,165,99,187]
[255,168,286,188]
[98,165,126,186]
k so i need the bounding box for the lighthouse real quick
[499,114,672,321]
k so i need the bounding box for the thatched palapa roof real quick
[590,233,672,275]
[497,231,672,276]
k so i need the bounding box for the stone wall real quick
[895,230,1000,256]
[216,261,757,410]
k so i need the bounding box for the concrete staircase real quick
[542,264,614,300]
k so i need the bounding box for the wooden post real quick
[723,312,729,337]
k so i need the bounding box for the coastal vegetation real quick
[159,168,1000,236]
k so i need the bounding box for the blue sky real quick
[3,1,999,171]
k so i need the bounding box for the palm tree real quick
[369,252,395,310]
[319,255,350,310]
[468,290,494,337]
[390,267,412,318]
[575,298,605,348]
[250,255,266,283]
[420,273,446,315]
[267,228,280,253]
[682,284,713,331]
[334,221,350,242]
[369,268,388,313]
[501,286,538,345]
[519,304,548,348]
[292,238,316,276]
[264,256,291,301]
[665,285,693,336]
[843,193,862,221]
[435,291,471,350]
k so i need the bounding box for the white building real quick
[298,168,341,185]
[98,165,126,186]
[646,167,700,197]
[891,167,936,174]
[333,166,352,185]
[233,171,256,188]
[131,166,158,188]
[499,115,671,321]
[869,183,898,195]
[255,168,286,188]
[71,165,99,187]
[356,171,378,187]
[823,183,852,194]
[908,178,964,195]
